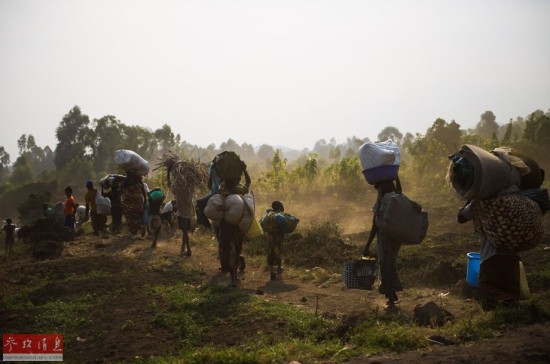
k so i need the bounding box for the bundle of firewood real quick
[154,151,208,194]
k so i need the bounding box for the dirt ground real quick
[2,195,550,363]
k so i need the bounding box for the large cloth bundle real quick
[447,144,513,201]
[260,210,300,234]
[100,174,126,189]
[204,192,257,236]
[114,149,150,176]
[358,140,400,185]
[473,193,543,252]
[375,192,428,245]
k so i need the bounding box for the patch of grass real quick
[35,293,96,337]
[242,298,335,341]
[348,313,428,354]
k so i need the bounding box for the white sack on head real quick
[114,150,150,176]
[358,140,400,170]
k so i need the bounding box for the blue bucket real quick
[466,252,480,287]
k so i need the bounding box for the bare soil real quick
[2,195,550,363]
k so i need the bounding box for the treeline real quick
[0,106,549,222]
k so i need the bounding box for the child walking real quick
[262,201,299,280]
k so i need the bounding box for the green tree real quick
[154,124,178,153]
[476,110,499,139]
[16,134,54,176]
[260,149,288,192]
[426,118,462,154]
[17,191,51,225]
[0,146,10,181]
[10,155,34,185]
[502,122,513,145]
[54,106,93,171]
[120,125,158,161]
[377,126,403,145]
[91,115,125,173]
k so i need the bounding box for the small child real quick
[263,201,299,280]
[3,218,16,259]
[148,188,165,248]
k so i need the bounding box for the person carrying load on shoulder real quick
[155,152,209,258]
[260,201,299,280]
[448,145,546,310]
[362,178,404,309]
[359,140,425,310]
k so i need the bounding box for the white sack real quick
[358,140,401,170]
[114,149,150,176]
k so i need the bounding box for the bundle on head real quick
[154,151,208,195]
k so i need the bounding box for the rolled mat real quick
[460,144,513,200]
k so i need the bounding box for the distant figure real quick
[64,186,77,238]
[120,171,146,238]
[160,199,177,236]
[3,218,16,259]
[103,183,122,234]
[148,187,165,248]
[266,201,286,280]
[85,180,107,236]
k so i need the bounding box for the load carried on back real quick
[447,145,546,252]
[203,151,263,240]
[259,209,299,234]
[114,149,150,176]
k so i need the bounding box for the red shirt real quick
[64,195,76,216]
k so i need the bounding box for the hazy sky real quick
[1,0,549,160]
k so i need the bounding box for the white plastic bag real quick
[114,150,150,176]
[358,140,400,170]
[96,192,112,215]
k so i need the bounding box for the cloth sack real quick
[95,192,111,215]
[358,140,401,170]
[114,149,150,176]
[473,193,543,252]
[375,192,428,245]
[260,210,300,234]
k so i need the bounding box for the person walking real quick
[85,180,107,236]
[103,183,122,234]
[3,218,16,259]
[148,187,165,248]
[362,178,403,309]
[120,171,147,239]
[63,186,77,238]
